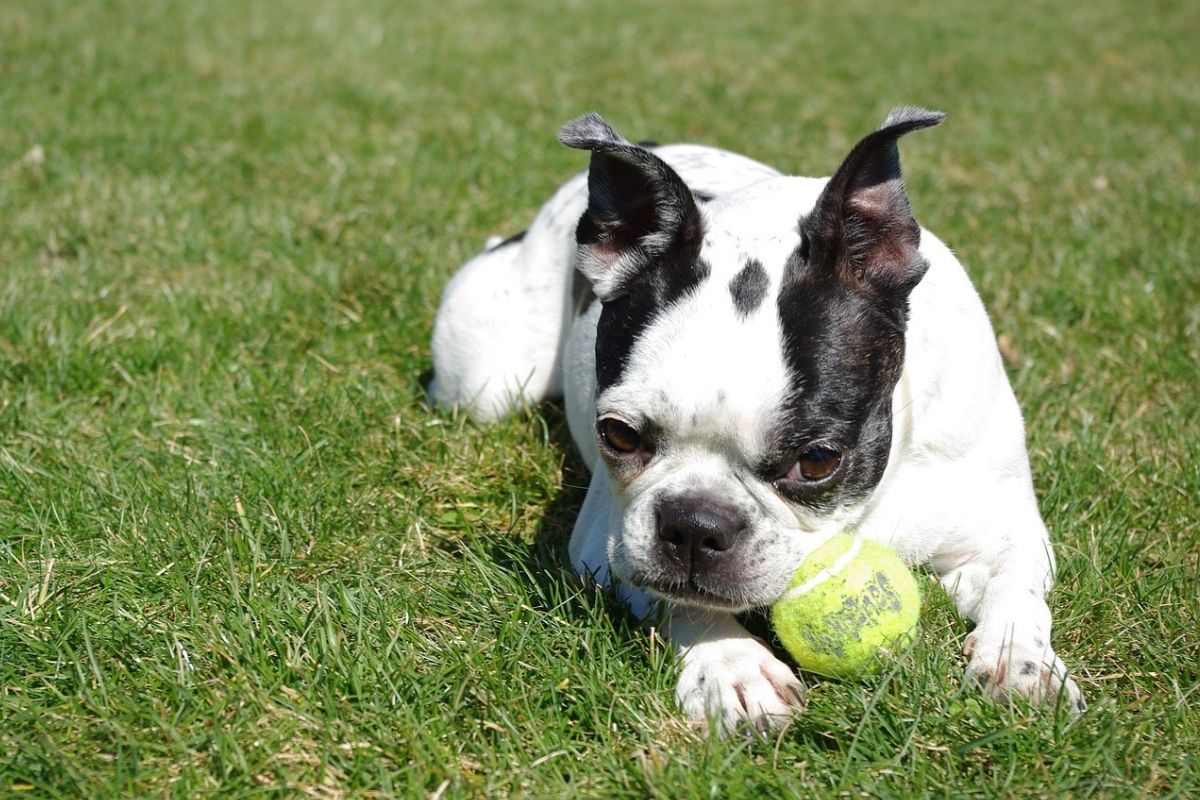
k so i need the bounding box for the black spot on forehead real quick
[729,258,769,318]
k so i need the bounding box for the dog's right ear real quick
[559,113,703,301]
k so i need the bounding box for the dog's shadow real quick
[482,400,644,630]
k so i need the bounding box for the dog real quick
[428,108,1085,732]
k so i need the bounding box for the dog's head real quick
[560,108,943,611]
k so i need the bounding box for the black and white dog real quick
[429,108,1085,732]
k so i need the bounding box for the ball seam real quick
[779,537,864,603]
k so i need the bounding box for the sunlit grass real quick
[1,0,1197,796]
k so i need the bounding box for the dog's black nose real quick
[656,496,745,570]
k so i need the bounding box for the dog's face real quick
[560,110,943,611]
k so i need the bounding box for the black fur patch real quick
[594,251,708,392]
[763,108,942,509]
[768,257,906,508]
[729,258,769,317]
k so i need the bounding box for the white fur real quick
[431,143,1084,733]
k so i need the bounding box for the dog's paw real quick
[963,632,1086,715]
[675,636,806,735]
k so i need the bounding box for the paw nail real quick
[733,683,748,712]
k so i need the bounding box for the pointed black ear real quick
[559,113,703,300]
[799,106,944,295]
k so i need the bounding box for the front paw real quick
[963,632,1086,715]
[676,637,806,735]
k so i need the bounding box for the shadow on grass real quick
[410,378,656,666]
[447,398,652,643]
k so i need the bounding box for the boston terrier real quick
[428,108,1085,733]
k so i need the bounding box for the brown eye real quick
[787,445,841,482]
[599,418,642,455]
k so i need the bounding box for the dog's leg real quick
[886,274,1086,714]
[931,504,1086,714]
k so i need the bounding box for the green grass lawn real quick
[2,0,1197,796]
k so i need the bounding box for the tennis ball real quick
[771,533,919,678]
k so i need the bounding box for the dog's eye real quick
[786,445,841,482]
[599,418,643,455]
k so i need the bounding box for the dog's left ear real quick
[798,106,944,297]
[559,113,703,301]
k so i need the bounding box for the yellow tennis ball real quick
[771,533,919,678]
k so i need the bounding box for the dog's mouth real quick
[628,573,752,612]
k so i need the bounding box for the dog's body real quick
[430,109,1084,731]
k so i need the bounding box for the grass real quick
[1,0,1197,796]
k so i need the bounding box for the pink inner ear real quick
[586,238,629,267]
[861,233,920,279]
[847,182,899,220]
[844,183,922,285]
[589,220,646,263]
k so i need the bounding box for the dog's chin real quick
[627,573,755,612]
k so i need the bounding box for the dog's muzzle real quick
[641,494,751,607]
